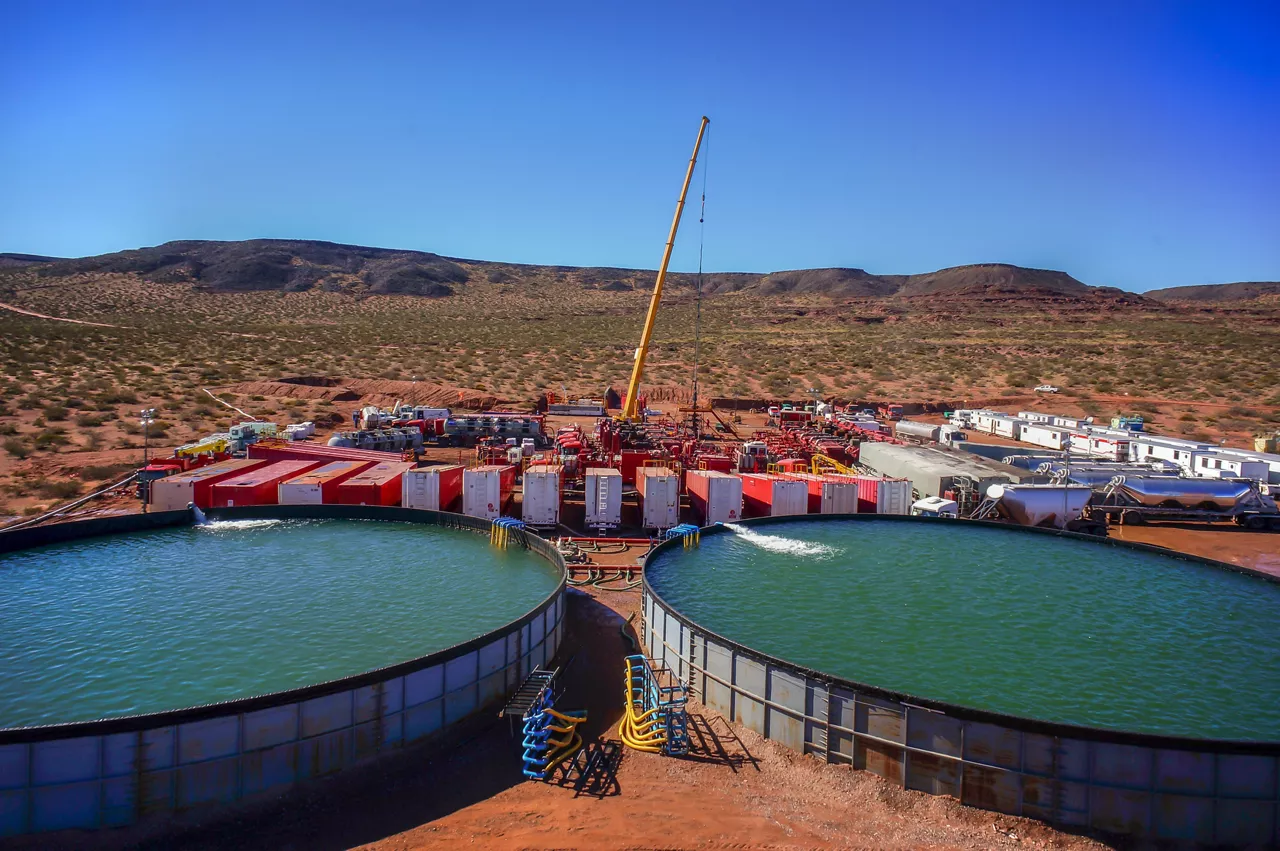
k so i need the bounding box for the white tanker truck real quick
[893,419,967,446]
[1091,476,1280,530]
[978,484,1106,536]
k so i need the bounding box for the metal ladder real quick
[597,473,610,518]
[969,497,999,521]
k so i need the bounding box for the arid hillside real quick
[1146,281,1280,302]
[1,241,1278,521]
[18,238,1148,301]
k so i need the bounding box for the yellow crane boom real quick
[621,116,709,421]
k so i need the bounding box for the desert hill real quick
[13,238,1135,301]
[0,253,63,269]
[1146,281,1280,302]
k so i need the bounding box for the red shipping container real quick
[336,461,415,506]
[248,443,400,464]
[686,470,743,524]
[151,458,272,511]
[778,472,860,514]
[824,473,881,513]
[741,474,808,518]
[695,454,734,473]
[619,449,654,485]
[278,461,373,505]
[402,464,464,511]
[462,464,517,519]
[210,460,324,508]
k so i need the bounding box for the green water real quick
[648,519,1280,740]
[0,519,560,728]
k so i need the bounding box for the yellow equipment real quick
[621,116,710,421]
[811,453,855,475]
[541,707,587,771]
[174,435,229,457]
[619,674,667,753]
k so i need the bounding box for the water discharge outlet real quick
[721,522,837,558]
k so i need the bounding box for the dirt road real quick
[0,300,118,327]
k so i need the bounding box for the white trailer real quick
[1082,434,1131,462]
[584,467,622,529]
[1017,411,1054,424]
[1129,437,1214,472]
[991,416,1023,439]
[972,412,997,434]
[637,467,680,529]
[1189,452,1269,482]
[1020,423,1070,451]
[1214,446,1280,484]
[521,465,562,527]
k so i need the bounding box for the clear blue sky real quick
[2,1,1277,291]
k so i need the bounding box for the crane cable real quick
[690,125,710,439]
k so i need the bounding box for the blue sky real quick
[1,1,1276,291]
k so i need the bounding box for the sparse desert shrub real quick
[3,438,28,459]
[34,428,70,449]
[35,479,82,499]
[42,405,69,421]
[81,463,135,481]
[75,414,106,427]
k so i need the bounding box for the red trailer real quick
[278,461,373,505]
[779,472,860,514]
[618,449,656,485]
[248,441,399,465]
[462,464,517,519]
[210,460,324,508]
[336,461,415,506]
[825,473,913,514]
[741,474,808,518]
[401,464,464,511]
[694,454,734,474]
[150,458,272,511]
[686,470,743,524]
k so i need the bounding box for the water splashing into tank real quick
[722,523,837,558]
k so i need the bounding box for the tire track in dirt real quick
[0,300,119,327]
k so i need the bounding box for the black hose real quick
[620,612,637,652]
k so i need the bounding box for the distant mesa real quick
[1146,282,1280,303]
[5,238,1259,303]
[0,253,63,268]
[25,239,468,298]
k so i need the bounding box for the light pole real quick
[140,408,156,510]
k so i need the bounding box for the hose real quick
[566,567,599,587]
[618,672,667,752]
[1,472,139,532]
[619,612,637,652]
